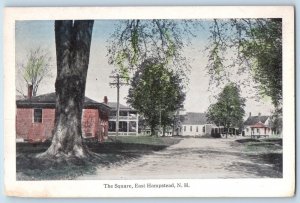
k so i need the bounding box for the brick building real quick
[16,92,110,143]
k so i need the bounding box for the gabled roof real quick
[107,102,136,111]
[250,121,268,128]
[244,115,269,126]
[181,112,209,125]
[16,92,110,111]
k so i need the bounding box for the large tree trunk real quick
[150,124,156,136]
[40,20,94,158]
[162,126,166,137]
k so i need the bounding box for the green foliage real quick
[107,19,195,86]
[127,58,186,135]
[207,19,282,110]
[19,47,52,96]
[240,19,282,108]
[207,83,245,130]
[270,108,282,135]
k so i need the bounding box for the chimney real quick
[28,84,33,99]
[103,96,108,104]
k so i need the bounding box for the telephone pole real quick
[109,74,128,136]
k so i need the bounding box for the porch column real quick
[136,113,139,136]
[127,111,129,136]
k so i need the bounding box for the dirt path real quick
[77,138,281,180]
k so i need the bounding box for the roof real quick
[107,102,136,111]
[16,92,110,111]
[16,95,26,100]
[244,115,269,126]
[250,121,268,128]
[181,112,209,125]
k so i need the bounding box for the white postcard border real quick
[4,6,295,197]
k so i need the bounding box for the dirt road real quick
[77,138,282,180]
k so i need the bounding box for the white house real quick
[244,113,272,138]
[176,112,214,137]
[107,101,139,136]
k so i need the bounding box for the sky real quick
[15,20,274,117]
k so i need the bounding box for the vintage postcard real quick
[4,6,295,197]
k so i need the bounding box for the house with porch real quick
[107,101,139,136]
[243,113,272,138]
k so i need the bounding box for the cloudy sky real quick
[15,20,274,117]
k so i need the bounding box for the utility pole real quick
[109,74,128,137]
[159,104,162,137]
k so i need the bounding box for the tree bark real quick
[150,124,156,136]
[162,126,166,137]
[39,20,94,158]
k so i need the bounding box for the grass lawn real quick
[107,135,181,145]
[16,136,181,180]
[235,138,283,175]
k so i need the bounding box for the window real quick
[184,126,186,132]
[196,126,198,132]
[110,111,116,116]
[119,121,128,132]
[257,128,260,134]
[202,126,205,133]
[108,121,116,131]
[129,112,137,119]
[129,121,136,132]
[119,111,127,116]
[33,109,42,123]
[190,126,192,132]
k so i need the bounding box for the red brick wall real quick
[82,109,109,141]
[16,108,55,142]
[82,109,99,137]
[16,108,32,140]
[16,107,108,142]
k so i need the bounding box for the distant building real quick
[175,112,215,137]
[243,113,272,138]
[107,101,139,136]
[16,91,110,143]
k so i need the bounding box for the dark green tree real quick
[207,83,245,137]
[127,58,185,136]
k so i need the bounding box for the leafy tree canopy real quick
[207,19,282,110]
[127,58,185,135]
[107,19,196,85]
[207,82,245,130]
[108,19,282,112]
[17,47,52,97]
